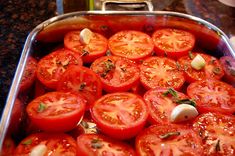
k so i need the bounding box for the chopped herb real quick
[225,60,232,67]
[81,50,89,57]
[81,121,89,129]
[101,59,115,77]
[176,61,180,70]
[213,67,221,75]
[209,58,216,65]
[38,102,46,112]
[162,88,178,98]
[215,140,220,152]
[159,132,180,139]
[189,51,193,59]
[91,139,103,149]
[79,82,86,91]
[230,69,235,76]
[175,99,196,107]
[120,67,126,72]
[106,50,111,56]
[22,139,32,145]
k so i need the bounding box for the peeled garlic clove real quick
[191,54,206,70]
[80,28,93,44]
[29,144,47,156]
[170,104,198,123]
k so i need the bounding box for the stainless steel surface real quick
[0,10,234,151]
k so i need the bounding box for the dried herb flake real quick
[162,88,178,98]
[38,102,46,112]
[176,99,196,107]
[159,132,180,139]
[22,139,32,145]
[91,139,103,149]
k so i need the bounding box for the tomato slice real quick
[193,112,235,156]
[64,30,108,63]
[57,65,102,109]
[152,28,195,59]
[143,87,190,125]
[19,57,37,93]
[14,133,78,155]
[219,56,235,86]
[36,48,83,89]
[140,56,185,90]
[187,79,235,115]
[77,134,136,156]
[90,56,140,92]
[90,92,148,140]
[26,92,86,132]
[178,52,224,83]
[136,124,203,156]
[108,30,154,61]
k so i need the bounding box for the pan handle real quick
[101,0,154,11]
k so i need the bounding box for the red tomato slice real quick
[64,30,108,63]
[140,56,185,90]
[143,87,190,125]
[19,57,37,93]
[57,65,102,109]
[220,56,235,86]
[108,30,154,61]
[90,56,140,92]
[193,112,235,156]
[178,52,224,83]
[187,79,235,115]
[136,124,203,156]
[77,134,136,156]
[90,92,148,140]
[26,92,86,132]
[36,48,83,89]
[14,133,78,155]
[152,28,195,59]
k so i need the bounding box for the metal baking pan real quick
[0,10,235,152]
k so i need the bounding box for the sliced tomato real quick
[108,30,154,61]
[26,92,86,132]
[144,87,191,125]
[219,56,235,86]
[19,57,37,93]
[152,28,195,59]
[90,56,140,92]
[57,65,102,109]
[1,137,15,156]
[178,52,224,83]
[140,56,185,90]
[77,134,136,156]
[64,30,108,63]
[187,79,235,115]
[90,92,148,140]
[193,112,235,156]
[36,48,83,89]
[136,124,203,156]
[14,133,78,155]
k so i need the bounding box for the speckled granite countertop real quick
[0,0,235,115]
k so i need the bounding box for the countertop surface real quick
[0,0,235,115]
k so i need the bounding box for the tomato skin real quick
[152,28,195,59]
[36,48,83,89]
[219,56,235,86]
[77,134,136,156]
[187,79,235,115]
[108,30,154,61]
[19,57,37,93]
[64,30,108,63]
[143,87,189,125]
[57,65,102,109]
[90,56,140,93]
[193,112,235,156]
[178,52,224,83]
[136,124,203,156]
[140,56,185,90]
[14,133,78,155]
[26,92,86,132]
[90,92,149,140]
